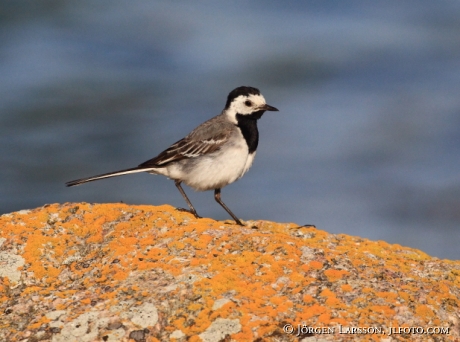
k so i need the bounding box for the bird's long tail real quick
[65,167,157,187]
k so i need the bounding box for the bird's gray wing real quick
[138,115,233,168]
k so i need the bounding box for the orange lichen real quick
[80,298,91,305]
[1,202,459,342]
[415,304,435,319]
[309,261,323,270]
[361,287,374,294]
[376,291,398,301]
[324,269,349,282]
[340,284,353,292]
[325,296,345,309]
[302,294,315,304]
[187,303,202,311]
[369,305,395,317]
[28,318,49,330]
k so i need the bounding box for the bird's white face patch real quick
[226,94,267,122]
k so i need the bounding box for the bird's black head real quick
[225,86,261,109]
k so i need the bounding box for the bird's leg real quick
[174,180,202,218]
[214,188,243,226]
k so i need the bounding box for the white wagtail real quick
[66,86,278,225]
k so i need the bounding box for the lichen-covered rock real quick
[0,203,459,341]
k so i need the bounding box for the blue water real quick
[1,1,460,259]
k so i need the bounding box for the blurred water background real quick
[1,1,459,259]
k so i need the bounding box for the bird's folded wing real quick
[138,131,230,168]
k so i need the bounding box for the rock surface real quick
[0,203,459,341]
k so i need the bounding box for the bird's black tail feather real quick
[65,167,157,187]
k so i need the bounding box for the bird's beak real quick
[260,104,279,112]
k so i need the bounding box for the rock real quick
[0,202,459,341]
[128,329,149,341]
[0,251,25,285]
[122,303,158,328]
[199,318,241,342]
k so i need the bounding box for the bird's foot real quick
[176,207,202,219]
[298,224,316,228]
[234,219,244,226]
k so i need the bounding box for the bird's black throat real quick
[235,110,265,154]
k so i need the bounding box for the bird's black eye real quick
[244,100,252,107]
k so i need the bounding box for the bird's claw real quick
[176,207,202,219]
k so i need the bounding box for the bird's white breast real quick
[160,130,255,191]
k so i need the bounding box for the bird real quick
[66,86,279,225]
